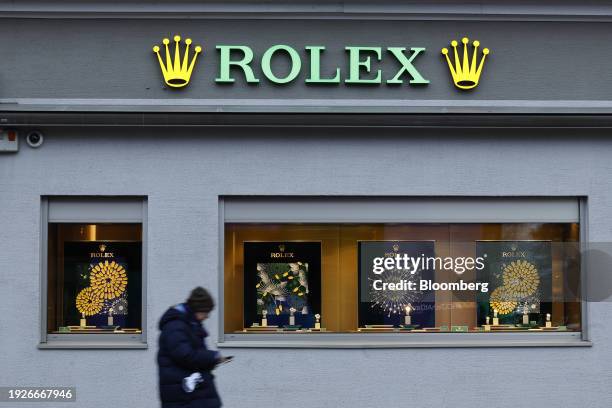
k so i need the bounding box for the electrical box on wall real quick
[0,129,18,152]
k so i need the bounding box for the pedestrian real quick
[157,287,228,408]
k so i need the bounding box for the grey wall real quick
[1,18,612,104]
[1,127,611,408]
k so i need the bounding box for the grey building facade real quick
[1,1,612,407]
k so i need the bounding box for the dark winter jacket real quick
[157,303,222,408]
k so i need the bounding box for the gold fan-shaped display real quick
[489,286,518,315]
[76,287,104,316]
[502,260,540,299]
[90,260,128,300]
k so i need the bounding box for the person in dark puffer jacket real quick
[158,287,227,408]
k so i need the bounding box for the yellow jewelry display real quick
[502,260,540,299]
[90,260,128,300]
[76,287,104,316]
[489,286,518,315]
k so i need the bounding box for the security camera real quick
[26,130,44,148]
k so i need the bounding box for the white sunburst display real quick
[109,297,128,315]
[368,266,423,317]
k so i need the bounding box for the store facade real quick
[1,1,612,407]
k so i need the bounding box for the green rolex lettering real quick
[387,47,429,85]
[305,46,340,84]
[345,46,382,84]
[216,45,260,83]
[261,45,301,84]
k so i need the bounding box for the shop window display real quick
[243,241,321,330]
[224,223,581,335]
[47,223,142,335]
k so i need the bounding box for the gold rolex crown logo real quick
[279,244,285,252]
[153,35,202,88]
[392,243,400,252]
[441,37,490,90]
[99,244,106,252]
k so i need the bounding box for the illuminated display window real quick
[47,224,142,335]
[41,197,147,348]
[221,197,585,346]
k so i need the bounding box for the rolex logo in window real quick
[90,244,114,258]
[384,242,401,258]
[270,244,294,258]
[502,244,527,258]
[441,37,490,90]
[152,35,202,88]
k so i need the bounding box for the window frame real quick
[39,196,148,349]
[217,196,591,348]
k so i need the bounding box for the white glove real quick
[182,372,204,393]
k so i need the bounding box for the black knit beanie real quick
[187,287,215,313]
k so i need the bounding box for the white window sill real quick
[39,333,147,349]
[39,342,148,349]
[218,332,590,348]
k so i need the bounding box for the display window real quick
[47,223,143,335]
[41,197,147,348]
[224,222,581,335]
